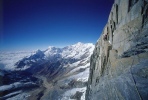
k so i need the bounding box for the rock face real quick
[86,0,148,100]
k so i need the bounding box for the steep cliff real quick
[86,0,148,100]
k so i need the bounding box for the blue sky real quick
[1,0,114,51]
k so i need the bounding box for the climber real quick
[103,34,107,41]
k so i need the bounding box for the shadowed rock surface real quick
[86,0,148,100]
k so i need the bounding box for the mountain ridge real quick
[0,42,94,71]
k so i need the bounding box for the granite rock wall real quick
[86,0,148,100]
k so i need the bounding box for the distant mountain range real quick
[0,42,94,100]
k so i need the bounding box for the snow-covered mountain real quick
[14,42,94,70]
[0,42,94,100]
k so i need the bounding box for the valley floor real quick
[28,76,54,100]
